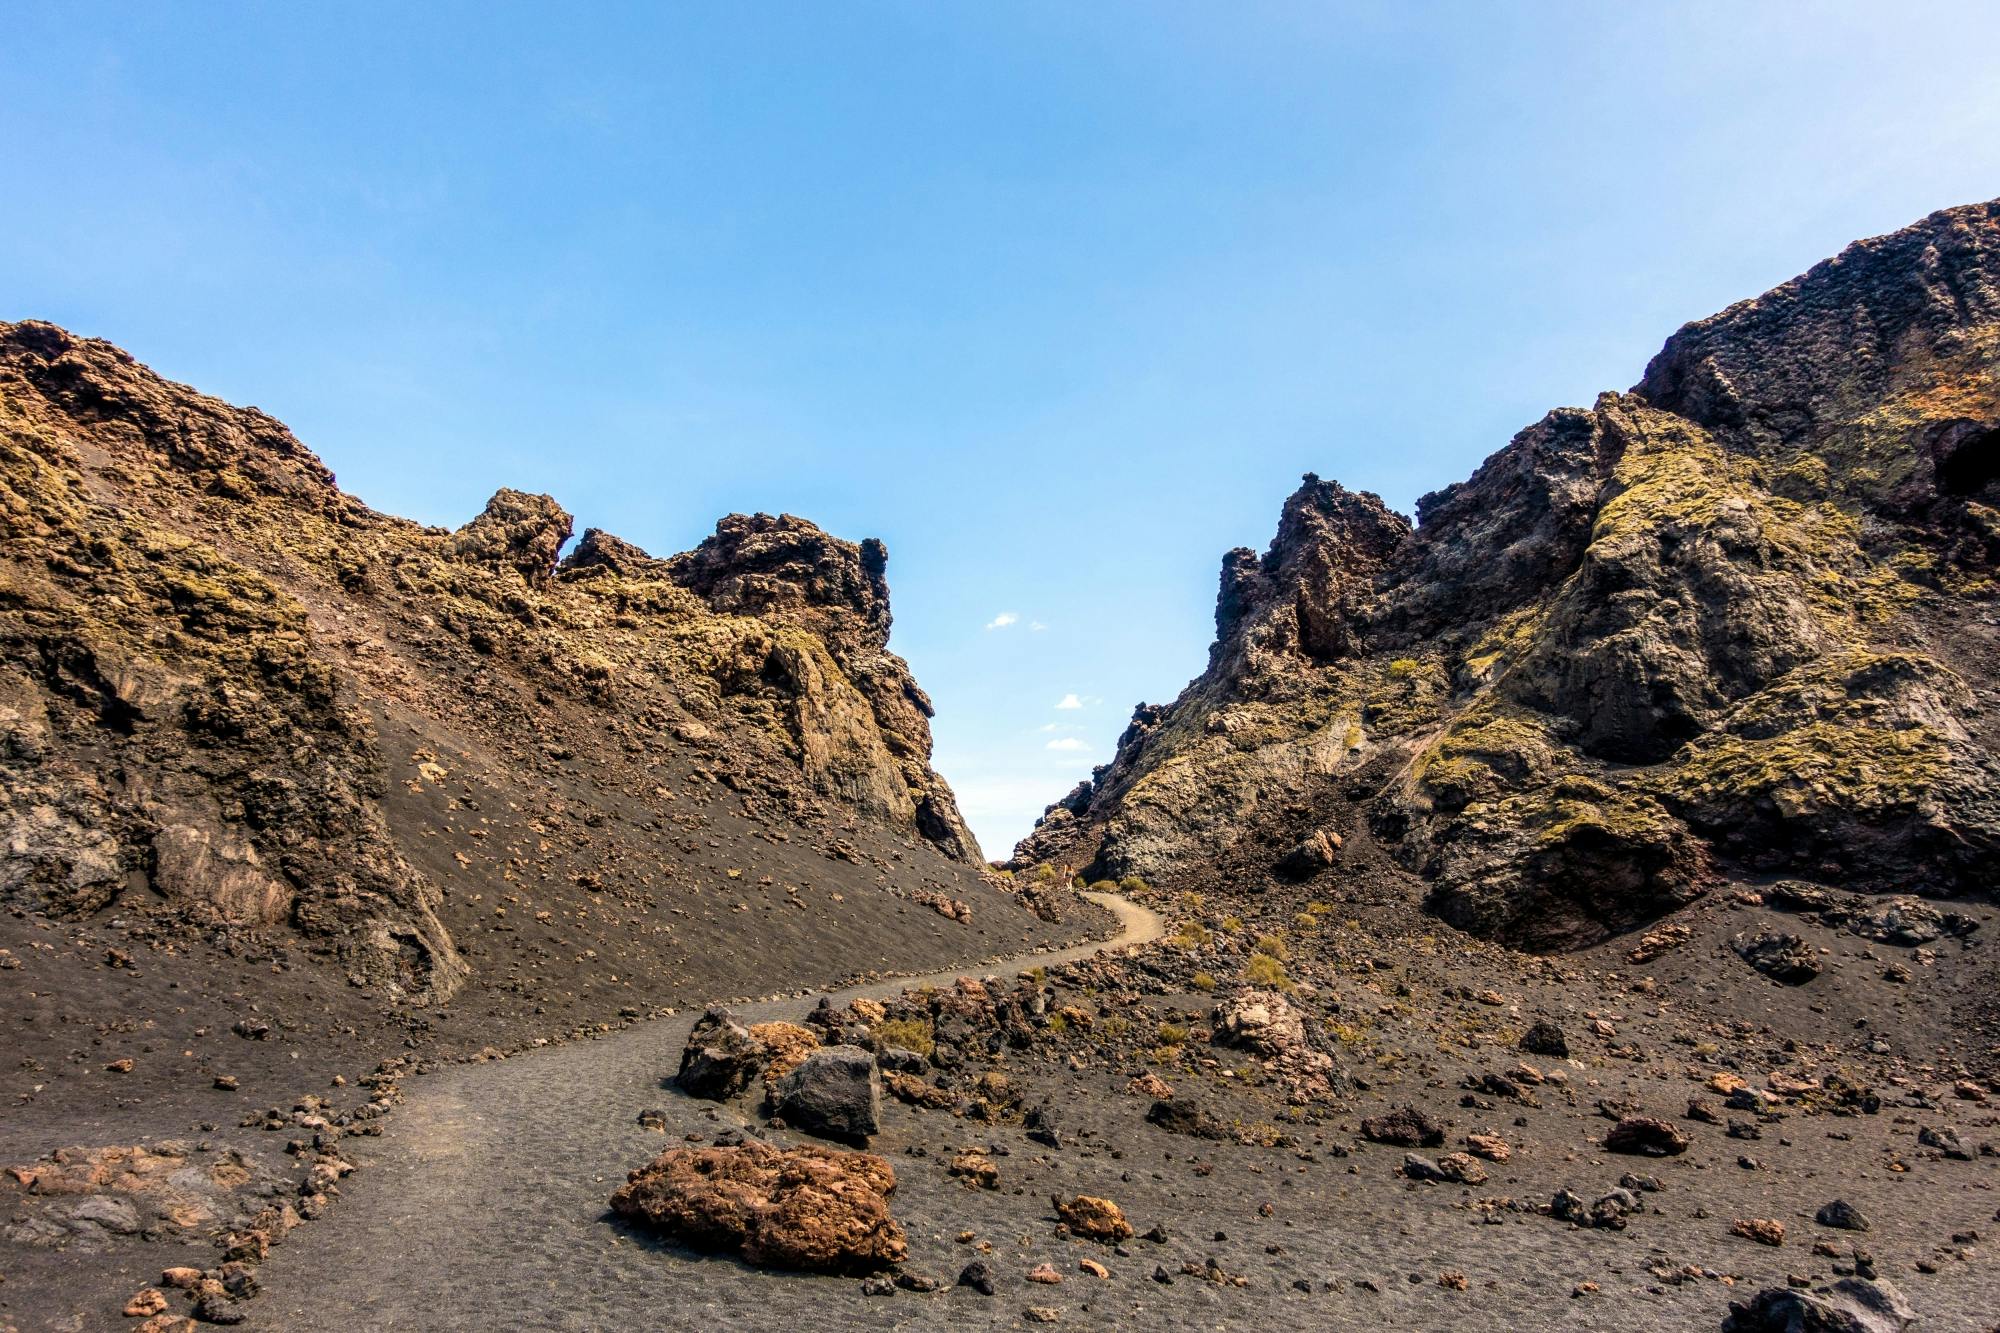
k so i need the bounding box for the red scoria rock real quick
[608,1139,906,1273]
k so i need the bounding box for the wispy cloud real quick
[1029,621,1048,632]
[1055,692,1084,710]
[1045,737,1088,752]
[984,611,1019,630]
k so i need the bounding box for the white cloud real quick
[1045,737,1088,752]
[1055,693,1084,710]
[984,611,1019,630]
[1029,621,1048,632]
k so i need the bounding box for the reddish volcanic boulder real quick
[608,1139,906,1273]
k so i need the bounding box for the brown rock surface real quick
[1052,1194,1133,1242]
[608,1139,906,1273]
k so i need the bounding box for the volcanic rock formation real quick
[1017,199,2000,948]
[0,319,989,1008]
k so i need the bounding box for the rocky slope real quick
[0,318,1091,1120]
[1017,199,2000,949]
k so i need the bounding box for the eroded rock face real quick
[0,317,987,1012]
[1015,199,2000,947]
[447,489,573,586]
[660,514,979,862]
[608,1139,906,1273]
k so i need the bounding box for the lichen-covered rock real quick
[608,1139,906,1273]
[1418,775,1707,950]
[0,314,993,1026]
[1012,199,2000,949]
[447,489,572,586]
[662,513,979,861]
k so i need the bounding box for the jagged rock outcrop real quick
[0,318,984,1007]
[1017,199,2000,949]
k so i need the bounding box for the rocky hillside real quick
[0,319,1095,1120]
[1017,199,2000,948]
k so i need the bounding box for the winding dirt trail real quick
[252,893,1162,1331]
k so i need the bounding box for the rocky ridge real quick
[1017,199,2000,949]
[0,317,998,1007]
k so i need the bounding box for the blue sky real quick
[6,3,2000,857]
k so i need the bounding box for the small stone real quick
[1024,1309,1061,1324]
[1604,1116,1690,1156]
[1078,1259,1109,1279]
[1027,1263,1062,1284]
[1053,1194,1133,1242]
[124,1289,168,1317]
[1732,1217,1785,1247]
[958,1260,996,1295]
[1518,1021,1568,1057]
[1816,1200,1870,1232]
[1360,1105,1445,1148]
[949,1148,1000,1189]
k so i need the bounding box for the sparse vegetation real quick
[871,1018,934,1057]
[1244,952,1291,989]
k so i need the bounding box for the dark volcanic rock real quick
[1360,1105,1446,1149]
[1145,1099,1229,1141]
[1009,200,2000,949]
[1739,932,1823,985]
[1518,1021,1569,1058]
[1722,1278,1916,1333]
[774,1046,882,1144]
[0,313,1005,1044]
[674,1008,769,1101]
[1274,828,1342,880]
[1603,1116,1691,1157]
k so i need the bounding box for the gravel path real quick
[251,893,1162,1331]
